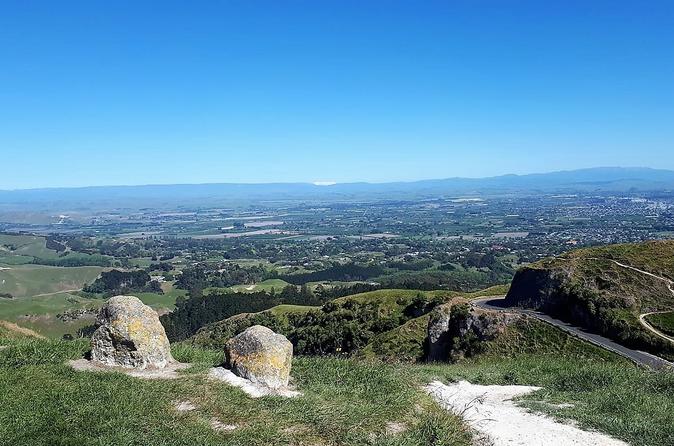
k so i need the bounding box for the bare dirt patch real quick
[69,359,190,380]
[209,418,238,432]
[0,320,45,339]
[173,400,197,412]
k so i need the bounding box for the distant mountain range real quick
[2,167,674,210]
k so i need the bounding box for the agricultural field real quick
[0,264,105,298]
[0,234,60,262]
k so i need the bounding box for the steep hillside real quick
[505,240,674,358]
[190,285,608,364]
[189,289,457,353]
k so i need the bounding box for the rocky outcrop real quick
[90,296,173,369]
[225,325,292,389]
[504,265,573,312]
[427,302,455,361]
[427,299,519,362]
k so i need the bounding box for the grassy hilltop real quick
[1,320,673,445]
[506,240,674,359]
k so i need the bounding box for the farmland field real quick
[0,264,105,298]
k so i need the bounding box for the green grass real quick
[0,338,470,446]
[0,264,104,298]
[1,334,672,446]
[462,284,510,298]
[228,279,290,293]
[0,292,101,338]
[333,289,456,306]
[134,287,188,312]
[0,293,97,320]
[645,311,674,337]
[266,304,320,316]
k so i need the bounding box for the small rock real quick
[90,295,173,369]
[225,325,292,389]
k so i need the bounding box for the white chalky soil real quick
[425,380,627,446]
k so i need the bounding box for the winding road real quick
[473,296,674,370]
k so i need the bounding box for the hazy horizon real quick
[0,165,672,191]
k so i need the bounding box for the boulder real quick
[225,325,292,389]
[90,295,173,369]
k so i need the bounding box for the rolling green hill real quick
[506,240,674,359]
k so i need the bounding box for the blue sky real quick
[1,1,673,189]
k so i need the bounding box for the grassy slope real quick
[0,338,469,446]
[0,234,59,260]
[204,279,292,296]
[0,264,105,297]
[1,335,671,446]
[0,284,186,339]
[190,288,459,349]
[557,240,674,311]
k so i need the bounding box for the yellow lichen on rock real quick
[90,295,174,370]
[225,325,293,389]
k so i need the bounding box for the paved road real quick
[473,296,674,371]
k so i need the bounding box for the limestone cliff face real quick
[504,265,575,315]
[504,262,616,337]
[503,246,674,360]
[427,298,519,362]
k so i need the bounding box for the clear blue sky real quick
[1,1,673,189]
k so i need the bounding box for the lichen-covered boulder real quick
[90,295,173,369]
[225,325,292,389]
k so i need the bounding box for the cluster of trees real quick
[376,269,509,292]
[163,283,336,341]
[31,254,113,267]
[161,291,281,341]
[281,262,386,284]
[176,264,274,295]
[191,292,448,356]
[83,269,161,296]
[45,236,67,252]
